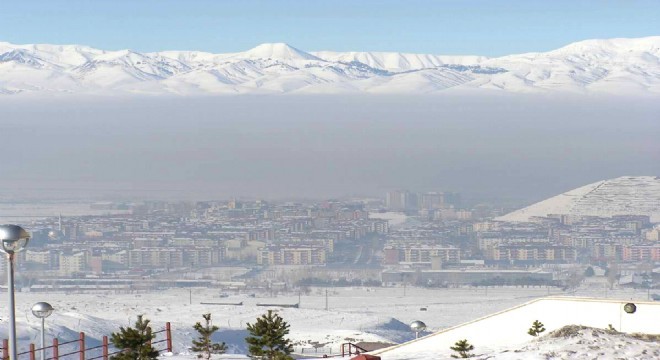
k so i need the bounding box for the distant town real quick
[2,189,658,294]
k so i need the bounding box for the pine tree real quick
[192,314,227,359]
[527,320,546,337]
[110,315,159,360]
[584,266,595,277]
[245,310,294,360]
[450,339,474,358]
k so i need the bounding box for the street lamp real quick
[0,224,31,360]
[410,320,427,339]
[32,302,54,360]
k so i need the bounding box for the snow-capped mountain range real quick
[1,36,659,95]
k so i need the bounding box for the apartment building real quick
[127,247,225,268]
[258,245,326,265]
[622,244,660,261]
[383,244,460,265]
[492,245,577,262]
[59,251,87,276]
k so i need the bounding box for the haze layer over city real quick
[2,95,659,204]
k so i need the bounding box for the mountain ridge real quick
[1,36,659,95]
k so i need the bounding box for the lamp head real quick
[0,225,30,254]
[32,302,54,318]
[410,320,427,333]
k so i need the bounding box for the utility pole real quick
[189,289,192,305]
[325,289,328,311]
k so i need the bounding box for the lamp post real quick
[32,302,54,360]
[0,224,31,360]
[410,320,427,339]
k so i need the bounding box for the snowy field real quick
[1,285,657,359]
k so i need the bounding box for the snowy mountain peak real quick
[557,35,660,52]
[241,42,321,61]
[1,36,660,95]
[0,48,46,67]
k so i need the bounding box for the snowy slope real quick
[311,50,487,70]
[0,36,659,95]
[475,326,660,360]
[382,326,660,360]
[373,297,660,359]
[497,176,660,222]
[481,37,660,94]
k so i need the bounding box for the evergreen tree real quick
[192,314,227,359]
[245,310,294,360]
[527,320,546,337]
[584,266,595,277]
[450,339,474,358]
[110,315,159,360]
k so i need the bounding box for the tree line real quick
[110,310,293,360]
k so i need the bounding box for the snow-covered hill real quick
[0,36,659,95]
[474,326,660,360]
[497,176,660,222]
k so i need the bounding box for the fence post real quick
[52,338,59,360]
[29,343,36,360]
[102,336,108,360]
[79,332,85,360]
[3,339,8,360]
[165,322,172,353]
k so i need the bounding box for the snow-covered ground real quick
[374,296,660,359]
[1,285,658,359]
[497,176,660,222]
[380,325,660,360]
[476,326,660,360]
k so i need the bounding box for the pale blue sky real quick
[1,0,659,56]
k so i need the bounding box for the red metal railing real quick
[1,322,172,360]
[340,343,367,357]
